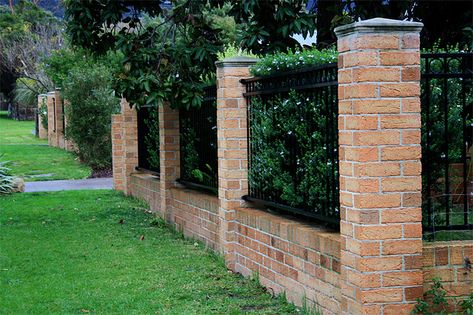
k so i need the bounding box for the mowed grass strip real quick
[0,111,91,181]
[0,190,301,314]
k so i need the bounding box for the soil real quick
[89,168,113,178]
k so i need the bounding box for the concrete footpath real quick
[25,178,113,192]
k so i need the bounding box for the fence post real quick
[111,99,138,195]
[54,89,65,149]
[159,102,180,222]
[46,91,57,147]
[335,18,424,314]
[215,57,258,267]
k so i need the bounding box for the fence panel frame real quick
[241,62,340,226]
[178,85,218,194]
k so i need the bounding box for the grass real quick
[0,190,304,314]
[0,111,91,181]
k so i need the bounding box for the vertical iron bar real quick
[424,57,433,230]
[461,57,468,226]
[443,57,451,228]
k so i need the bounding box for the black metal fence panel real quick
[179,85,218,193]
[137,105,160,174]
[242,63,339,226]
[8,104,36,121]
[421,52,473,239]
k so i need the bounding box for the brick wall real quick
[110,18,472,315]
[169,188,220,250]
[423,241,473,311]
[234,208,341,314]
[130,173,161,212]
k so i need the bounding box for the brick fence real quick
[43,89,74,151]
[111,18,472,315]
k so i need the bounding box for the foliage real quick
[179,91,218,190]
[216,44,257,61]
[0,111,91,181]
[459,293,473,315]
[311,0,472,50]
[420,48,473,238]
[412,278,473,314]
[250,47,337,77]
[42,48,89,89]
[39,96,47,130]
[0,190,302,314]
[181,124,200,182]
[43,48,123,90]
[64,0,318,109]
[143,106,160,171]
[248,90,338,219]
[62,65,120,170]
[180,122,216,187]
[0,156,15,195]
[13,77,44,107]
[0,0,62,98]
[111,1,236,109]
[42,48,123,170]
[230,0,316,54]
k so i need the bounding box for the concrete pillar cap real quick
[334,17,423,37]
[215,56,259,68]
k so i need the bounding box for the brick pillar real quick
[63,100,75,152]
[54,89,65,149]
[111,98,138,195]
[334,18,424,314]
[46,91,57,147]
[159,102,180,222]
[37,94,48,139]
[216,57,258,268]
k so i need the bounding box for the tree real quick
[0,0,63,99]
[229,0,316,54]
[313,0,472,50]
[64,0,320,109]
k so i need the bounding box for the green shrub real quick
[0,158,15,195]
[39,97,48,130]
[13,77,46,108]
[412,278,473,314]
[248,90,338,217]
[250,48,338,77]
[62,65,120,169]
[43,48,123,89]
[143,106,160,171]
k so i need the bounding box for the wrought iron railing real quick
[421,52,473,238]
[137,105,160,174]
[178,85,218,194]
[242,63,339,226]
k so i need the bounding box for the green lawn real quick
[0,111,91,181]
[0,190,301,314]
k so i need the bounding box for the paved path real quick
[25,178,113,192]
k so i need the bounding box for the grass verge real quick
[0,190,305,314]
[0,111,91,181]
